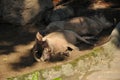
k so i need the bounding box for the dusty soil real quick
[0,23,113,80]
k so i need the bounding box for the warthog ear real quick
[36,32,43,41]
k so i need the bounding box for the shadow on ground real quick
[0,23,36,55]
[0,23,38,72]
[9,49,36,71]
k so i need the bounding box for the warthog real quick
[44,15,112,36]
[33,30,92,62]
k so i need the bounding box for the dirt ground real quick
[0,23,113,80]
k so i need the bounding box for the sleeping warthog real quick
[33,30,92,62]
[44,15,112,36]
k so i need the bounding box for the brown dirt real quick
[0,23,113,80]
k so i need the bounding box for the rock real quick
[110,21,120,47]
[46,5,74,22]
[0,0,3,18]
[1,0,53,25]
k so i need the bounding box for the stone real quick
[1,0,53,25]
[0,0,2,17]
[46,6,74,22]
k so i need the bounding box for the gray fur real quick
[45,15,112,36]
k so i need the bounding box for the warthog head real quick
[33,32,70,62]
[32,32,52,61]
